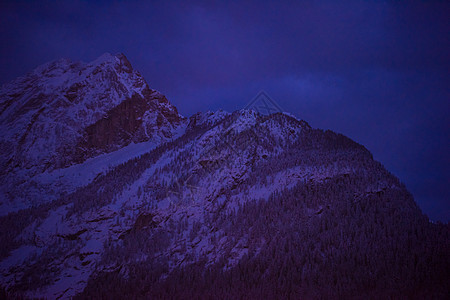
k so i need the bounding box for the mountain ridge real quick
[0,54,448,299]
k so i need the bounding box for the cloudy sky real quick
[1,0,449,221]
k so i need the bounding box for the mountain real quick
[0,53,186,214]
[0,54,448,299]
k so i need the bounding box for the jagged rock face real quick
[74,88,183,163]
[0,53,184,174]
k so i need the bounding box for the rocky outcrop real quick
[74,88,184,162]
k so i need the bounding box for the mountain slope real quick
[0,56,448,299]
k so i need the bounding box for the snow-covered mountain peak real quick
[91,52,117,65]
[225,109,259,133]
[0,53,186,213]
[237,108,259,118]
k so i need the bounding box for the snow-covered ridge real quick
[187,110,230,131]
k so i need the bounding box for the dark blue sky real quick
[1,1,449,221]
